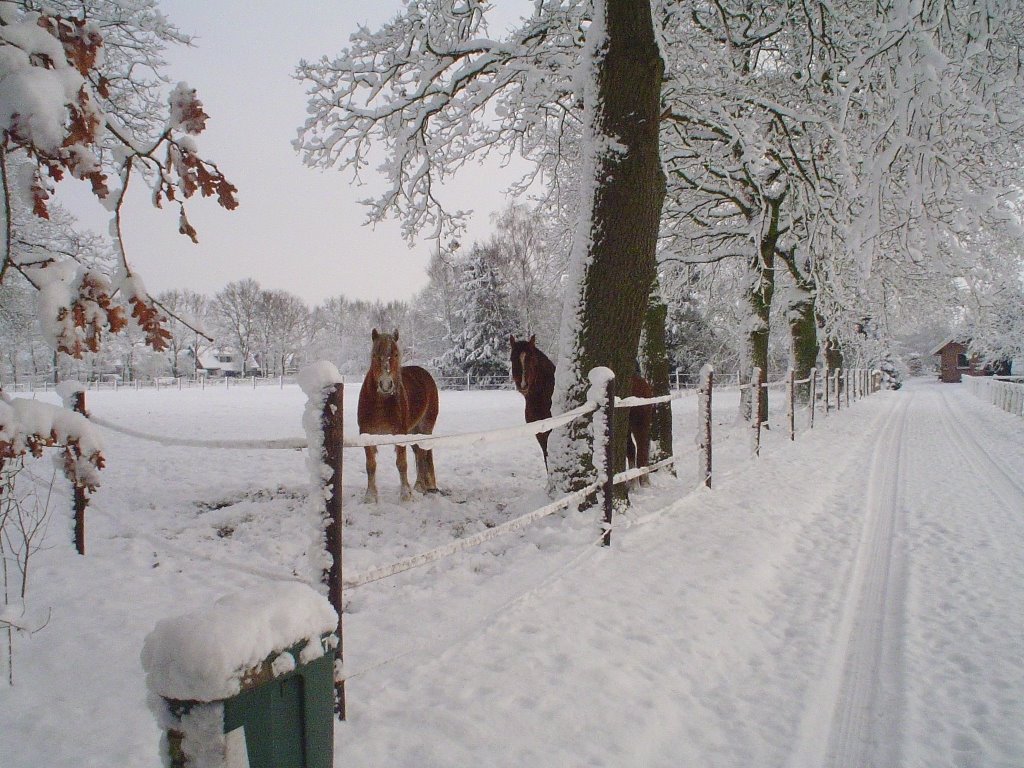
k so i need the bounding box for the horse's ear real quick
[393,328,399,341]
[528,334,536,347]
[509,334,516,347]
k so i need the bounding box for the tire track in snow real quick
[788,391,911,768]
[936,389,1024,509]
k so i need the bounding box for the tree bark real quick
[549,0,666,501]
[742,206,779,425]
[639,286,673,464]
[780,251,818,403]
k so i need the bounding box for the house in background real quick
[931,339,980,383]
[196,349,260,378]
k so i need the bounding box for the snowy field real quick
[1,377,1022,767]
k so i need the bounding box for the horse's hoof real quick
[423,487,441,495]
[363,491,378,504]
[400,488,414,502]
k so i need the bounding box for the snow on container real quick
[141,582,338,768]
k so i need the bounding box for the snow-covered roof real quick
[929,337,969,356]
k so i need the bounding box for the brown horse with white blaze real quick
[509,334,556,464]
[510,335,653,482]
[358,329,439,502]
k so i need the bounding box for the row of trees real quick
[2,0,1022,506]
[296,0,1024,495]
[1,199,737,386]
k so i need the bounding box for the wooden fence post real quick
[600,374,616,547]
[751,366,762,457]
[71,390,88,556]
[809,368,817,429]
[835,369,841,412]
[320,383,346,720]
[824,366,831,415]
[788,369,796,441]
[698,365,713,487]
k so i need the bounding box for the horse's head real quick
[509,334,539,396]
[370,328,402,397]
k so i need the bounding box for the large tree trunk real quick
[639,285,673,464]
[780,251,818,403]
[549,0,666,500]
[741,238,775,425]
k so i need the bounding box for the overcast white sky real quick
[65,1,528,307]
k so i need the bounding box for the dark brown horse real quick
[509,335,556,462]
[509,335,653,481]
[358,329,439,502]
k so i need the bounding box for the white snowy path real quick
[336,380,1024,768]
[1,378,1022,767]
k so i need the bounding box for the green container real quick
[164,639,335,768]
[222,644,334,768]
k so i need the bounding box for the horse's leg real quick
[363,446,379,503]
[412,445,426,493]
[395,445,413,501]
[425,448,437,490]
[413,445,438,493]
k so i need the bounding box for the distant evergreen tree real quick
[434,253,516,381]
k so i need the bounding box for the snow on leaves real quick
[0,394,105,494]
[0,2,237,359]
[158,84,239,221]
[33,262,127,357]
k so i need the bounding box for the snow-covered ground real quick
[1,377,1022,767]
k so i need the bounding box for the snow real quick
[1,377,1023,767]
[140,582,336,702]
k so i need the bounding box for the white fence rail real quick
[966,376,1024,417]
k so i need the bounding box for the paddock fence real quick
[30,362,879,721]
[965,375,1024,417]
[3,367,739,395]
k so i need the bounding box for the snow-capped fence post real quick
[70,389,88,555]
[751,366,762,457]
[299,362,347,721]
[698,365,713,487]
[787,369,796,442]
[809,368,817,429]
[824,366,831,415]
[321,383,346,719]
